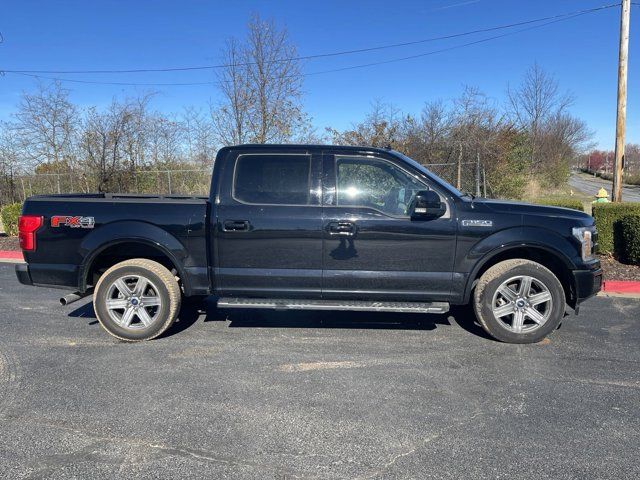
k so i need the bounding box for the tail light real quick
[18,215,43,251]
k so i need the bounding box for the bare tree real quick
[625,143,640,174]
[537,112,594,183]
[417,100,454,162]
[13,81,78,170]
[211,37,253,145]
[212,14,308,145]
[507,64,573,134]
[183,106,216,167]
[146,114,184,167]
[81,99,138,192]
[0,124,22,203]
[122,94,154,175]
[507,64,573,168]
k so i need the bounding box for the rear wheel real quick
[473,259,565,344]
[93,259,181,341]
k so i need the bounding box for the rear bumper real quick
[574,267,603,304]
[15,263,76,290]
[15,263,33,286]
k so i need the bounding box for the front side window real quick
[336,157,427,216]
[234,154,311,205]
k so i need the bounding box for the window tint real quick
[336,157,426,216]
[234,154,311,205]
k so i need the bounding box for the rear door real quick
[321,153,457,301]
[214,149,323,298]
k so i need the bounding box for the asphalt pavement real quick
[569,172,640,202]
[1,263,639,479]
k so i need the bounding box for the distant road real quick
[569,172,640,202]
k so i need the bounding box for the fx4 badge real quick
[461,219,493,227]
[51,216,95,229]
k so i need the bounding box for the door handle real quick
[223,220,250,231]
[328,221,356,236]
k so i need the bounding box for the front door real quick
[214,150,323,298]
[322,154,457,301]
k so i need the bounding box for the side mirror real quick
[409,190,446,220]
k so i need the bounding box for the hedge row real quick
[534,198,585,211]
[0,203,22,237]
[592,202,640,256]
[619,215,640,264]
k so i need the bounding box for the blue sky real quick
[1,0,637,148]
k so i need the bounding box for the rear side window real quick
[233,154,311,205]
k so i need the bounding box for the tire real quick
[473,259,565,344]
[93,259,181,342]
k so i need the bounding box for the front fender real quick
[78,220,189,293]
[460,226,579,304]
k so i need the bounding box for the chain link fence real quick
[1,169,212,204]
[426,162,484,196]
[1,161,485,205]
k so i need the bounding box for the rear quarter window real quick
[233,154,311,205]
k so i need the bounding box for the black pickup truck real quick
[15,144,602,343]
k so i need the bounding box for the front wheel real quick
[473,259,565,344]
[93,259,181,341]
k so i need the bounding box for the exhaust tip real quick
[60,291,90,306]
[60,296,75,306]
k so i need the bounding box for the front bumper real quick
[15,263,33,286]
[573,267,603,304]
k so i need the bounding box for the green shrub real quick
[619,215,640,264]
[534,198,585,212]
[540,160,571,188]
[1,203,22,236]
[592,202,640,254]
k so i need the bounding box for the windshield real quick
[391,151,465,198]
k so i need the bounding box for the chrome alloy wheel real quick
[491,275,553,334]
[105,275,162,330]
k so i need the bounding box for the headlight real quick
[572,226,596,261]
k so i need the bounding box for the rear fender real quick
[78,221,189,294]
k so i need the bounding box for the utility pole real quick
[613,0,631,202]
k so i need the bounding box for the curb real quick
[0,251,24,263]
[602,280,640,295]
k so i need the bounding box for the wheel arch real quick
[463,244,578,308]
[78,221,190,295]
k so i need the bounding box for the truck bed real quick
[20,192,210,295]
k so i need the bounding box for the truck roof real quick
[220,144,396,155]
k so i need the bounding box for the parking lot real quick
[0,263,639,479]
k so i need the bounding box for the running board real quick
[217,298,450,314]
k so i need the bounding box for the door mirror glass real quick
[409,190,446,219]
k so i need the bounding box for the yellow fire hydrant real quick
[593,187,610,203]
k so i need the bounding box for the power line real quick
[8,73,213,86]
[303,11,604,78]
[2,3,619,75]
[6,8,612,88]
[429,0,482,13]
